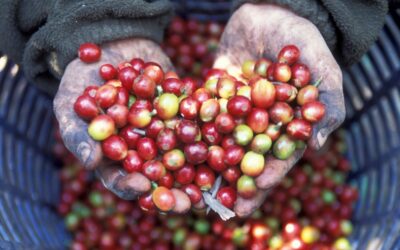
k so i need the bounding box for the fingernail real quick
[316,129,328,148]
[77,142,92,167]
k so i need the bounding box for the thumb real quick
[255,148,305,190]
[96,163,151,200]
[54,89,103,170]
[234,190,269,217]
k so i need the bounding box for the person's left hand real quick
[214,3,345,217]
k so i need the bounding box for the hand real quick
[214,4,345,217]
[53,38,191,213]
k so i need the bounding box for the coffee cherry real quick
[119,126,140,149]
[142,160,166,181]
[152,187,175,212]
[233,124,254,146]
[88,115,115,141]
[200,99,220,122]
[96,85,118,108]
[179,97,200,120]
[132,75,156,99]
[130,58,145,72]
[278,45,300,65]
[250,134,272,154]
[78,43,101,63]
[146,118,165,139]
[242,60,256,79]
[115,87,129,106]
[99,64,117,80]
[156,128,177,151]
[274,63,292,83]
[162,78,183,95]
[83,85,98,97]
[163,149,185,171]
[74,95,99,120]
[273,135,296,160]
[207,146,227,172]
[184,141,208,164]
[291,63,311,88]
[176,120,200,144]
[204,78,218,96]
[137,137,157,160]
[128,108,152,128]
[139,192,155,211]
[282,222,302,240]
[251,223,272,242]
[119,67,138,90]
[301,101,326,123]
[241,151,265,177]
[297,85,319,105]
[255,58,272,77]
[215,113,236,134]
[143,63,164,84]
[286,119,312,140]
[237,175,257,199]
[174,164,195,185]
[106,104,128,128]
[131,99,153,111]
[237,85,251,99]
[251,78,276,109]
[201,122,222,145]
[275,83,298,102]
[333,238,351,250]
[267,63,276,81]
[217,78,236,99]
[266,123,281,141]
[224,145,245,166]
[193,88,212,103]
[123,150,143,173]
[159,172,174,189]
[182,184,202,204]
[269,102,294,125]
[195,165,215,191]
[164,71,180,80]
[102,135,128,161]
[246,108,269,133]
[222,166,241,183]
[300,226,320,244]
[181,77,198,95]
[216,187,237,209]
[227,96,252,118]
[155,93,179,120]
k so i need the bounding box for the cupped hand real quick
[214,4,345,217]
[53,38,191,213]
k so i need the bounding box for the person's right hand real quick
[53,38,191,213]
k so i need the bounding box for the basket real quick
[0,2,400,250]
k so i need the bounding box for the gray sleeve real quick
[232,0,389,66]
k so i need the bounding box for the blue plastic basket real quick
[1,2,400,250]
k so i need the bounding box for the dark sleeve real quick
[0,0,174,94]
[232,0,389,66]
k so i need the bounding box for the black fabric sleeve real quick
[0,0,174,94]
[232,0,389,66]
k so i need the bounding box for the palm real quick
[214,4,345,217]
[54,39,190,212]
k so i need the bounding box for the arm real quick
[0,0,174,94]
[231,0,389,65]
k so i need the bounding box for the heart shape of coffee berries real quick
[75,43,325,216]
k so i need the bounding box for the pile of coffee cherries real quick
[74,41,326,214]
[162,17,224,79]
[55,126,356,250]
